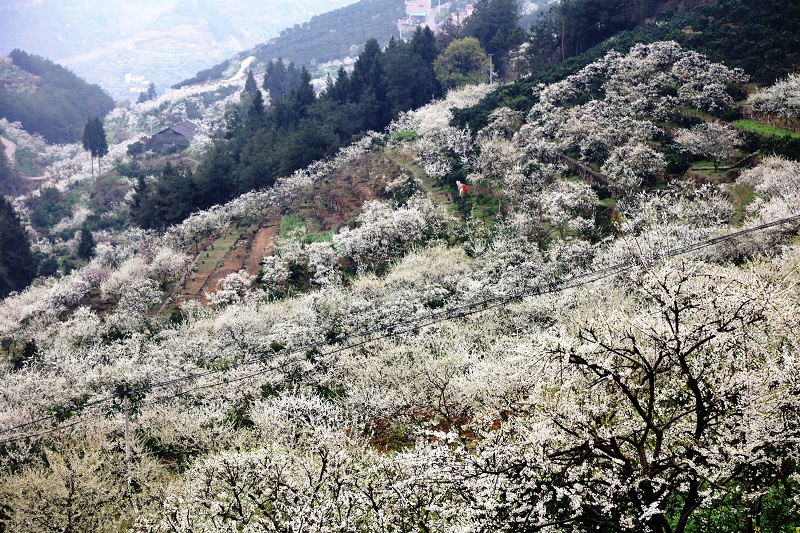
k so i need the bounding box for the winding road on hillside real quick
[227,56,256,81]
[1,136,16,166]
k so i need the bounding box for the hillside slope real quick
[0,51,115,144]
[2,2,800,530]
[175,0,405,89]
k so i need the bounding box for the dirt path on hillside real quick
[175,216,280,305]
[1,136,16,166]
[174,149,418,305]
[244,224,278,274]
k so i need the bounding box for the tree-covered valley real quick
[1,0,800,531]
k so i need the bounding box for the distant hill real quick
[0,50,115,145]
[0,0,360,99]
[175,0,406,88]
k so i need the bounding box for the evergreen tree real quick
[286,62,301,95]
[263,58,300,100]
[383,39,441,116]
[137,82,157,103]
[244,70,258,96]
[411,26,439,65]
[77,226,96,260]
[81,116,108,177]
[290,67,316,119]
[248,90,267,130]
[263,58,287,99]
[325,67,351,105]
[350,39,390,131]
[350,39,384,101]
[82,117,97,176]
[130,174,154,229]
[465,0,520,58]
[0,194,36,298]
[94,117,109,174]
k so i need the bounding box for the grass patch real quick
[279,213,305,238]
[599,197,617,208]
[279,213,332,243]
[305,230,333,243]
[724,183,756,227]
[195,231,240,275]
[733,119,800,139]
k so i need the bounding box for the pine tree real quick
[264,58,288,100]
[82,116,108,177]
[465,0,520,58]
[93,116,109,174]
[137,82,157,103]
[77,226,96,260]
[0,194,36,298]
[248,90,267,130]
[291,67,316,118]
[82,117,96,176]
[244,70,258,96]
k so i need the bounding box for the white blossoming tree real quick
[747,73,800,119]
[674,122,741,172]
[601,142,667,190]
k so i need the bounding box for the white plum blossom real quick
[674,121,740,171]
[206,270,256,307]
[748,73,800,119]
[739,155,800,201]
[601,142,666,190]
[307,241,341,287]
[528,41,746,169]
[737,156,800,241]
[558,99,662,158]
[333,195,448,274]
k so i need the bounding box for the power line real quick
[1,214,798,445]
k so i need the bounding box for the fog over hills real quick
[0,0,358,100]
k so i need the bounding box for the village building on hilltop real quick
[405,0,432,25]
[397,0,472,37]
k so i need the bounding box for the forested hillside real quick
[1,0,800,531]
[174,0,405,89]
[138,28,441,229]
[0,50,115,144]
[461,0,800,131]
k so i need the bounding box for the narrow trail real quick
[555,152,619,195]
[178,214,279,305]
[1,136,16,166]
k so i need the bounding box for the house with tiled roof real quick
[145,120,198,152]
